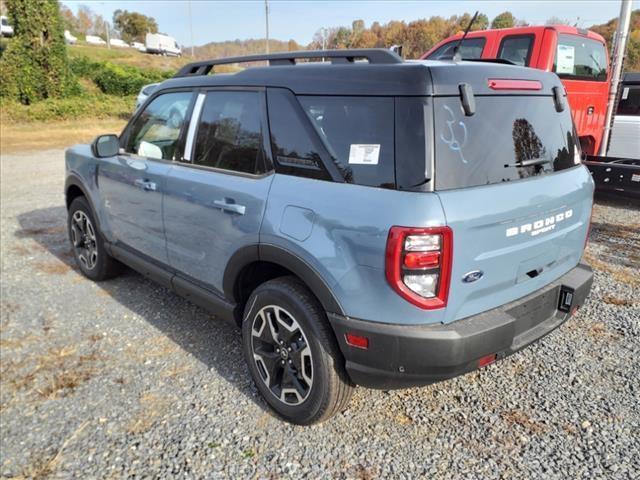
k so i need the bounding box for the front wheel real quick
[68,196,122,281]
[242,277,354,425]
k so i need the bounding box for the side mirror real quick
[91,134,119,158]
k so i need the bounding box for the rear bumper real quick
[328,263,593,389]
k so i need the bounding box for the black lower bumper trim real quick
[328,263,593,389]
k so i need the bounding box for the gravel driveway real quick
[1,150,638,479]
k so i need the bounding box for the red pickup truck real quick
[421,25,610,156]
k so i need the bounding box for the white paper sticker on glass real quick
[348,144,380,165]
[556,45,575,74]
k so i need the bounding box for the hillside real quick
[67,44,191,72]
[193,38,302,59]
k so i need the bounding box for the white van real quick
[145,33,181,57]
[1,15,14,37]
[132,41,146,52]
[110,38,129,48]
[85,35,106,46]
[64,30,77,44]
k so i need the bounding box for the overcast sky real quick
[62,1,637,46]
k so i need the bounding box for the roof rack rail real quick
[174,49,403,77]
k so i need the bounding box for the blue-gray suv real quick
[65,49,594,424]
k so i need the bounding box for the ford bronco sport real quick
[65,49,594,424]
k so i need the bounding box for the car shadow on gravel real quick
[16,206,273,416]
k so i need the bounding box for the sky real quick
[62,0,638,47]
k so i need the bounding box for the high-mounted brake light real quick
[488,79,542,91]
[385,226,453,309]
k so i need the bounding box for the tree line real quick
[59,4,159,43]
[307,11,528,58]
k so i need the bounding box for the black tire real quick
[67,196,122,281]
[242,276,354,425]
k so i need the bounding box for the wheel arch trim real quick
[65,175,103,231]
[223,244,344,316]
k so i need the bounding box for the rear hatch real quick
[428,63,594,323]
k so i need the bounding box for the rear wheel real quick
[242,276,354,425]
[67,196,122,281]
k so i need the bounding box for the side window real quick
[427,38,486,60]
[192,91,265,174]
[267,89,332,181]
[126,91,193,160]
[553,34,608,81]
[498,35,534,66]
[617,85,640,116]
[298,96,395,188]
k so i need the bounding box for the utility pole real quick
[320,27,327,62]
[600,0,632,156]
[105,21,110,49]
[265,0,270,54]
[188,0,194,57]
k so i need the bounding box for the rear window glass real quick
[498,35,534,66]
[427,38,486,60]
[434,96,578,190]
[553,34,607,81]
[617,85,640,116]
[298,96,395,188]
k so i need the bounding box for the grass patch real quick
[0,117,127,154]
[33,260,74,275]
[128,392,172,434]
[602,295,634,306]
[501,409,547,434]
[1,94,135,123]
[1,345,102,406]
[68,44,189,72]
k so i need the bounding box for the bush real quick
[1,94,136,122]
[0,0,79,104]
[70,56,173,96]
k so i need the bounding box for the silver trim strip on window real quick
[184,93,206,161]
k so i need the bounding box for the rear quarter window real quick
[298,96,395,188]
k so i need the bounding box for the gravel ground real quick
[1,150,639,479]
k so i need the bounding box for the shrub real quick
[0,0,79,104]
[1,94,136,122]
[70,57,173,96]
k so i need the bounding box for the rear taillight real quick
[385,226,453,309]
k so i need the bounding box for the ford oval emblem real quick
[462,270,484,283]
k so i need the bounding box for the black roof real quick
[158,49,563,97]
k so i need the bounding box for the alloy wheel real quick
[251,305,313,405]
[70,210,98,270]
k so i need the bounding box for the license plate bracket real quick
[558,286,575,313]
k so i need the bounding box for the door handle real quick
[213,199,246,215]
[134,179,157,191]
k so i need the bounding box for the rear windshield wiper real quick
[504,158,551,168]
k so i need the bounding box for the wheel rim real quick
[70,210,98,270]
[251,305,313,406]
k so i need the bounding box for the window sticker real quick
[622,87,630,100]
[556,45,575,74]
[348,144,380,165]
